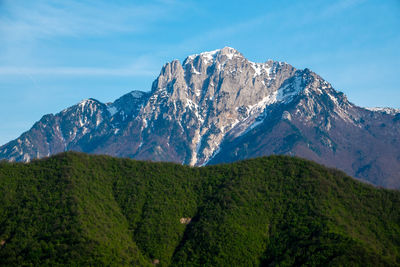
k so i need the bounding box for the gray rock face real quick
[140,47,296,165]
[1,47,399,188]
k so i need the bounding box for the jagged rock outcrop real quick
[1,47,399,188]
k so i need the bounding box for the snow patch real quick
[237,77,303,137]
[191,66,201,75]
[107,106,118,116]
[326,92,338,105]
[23,153,30,163]
[225,52,234,60]
[185,99,197,109]
[250,62,271,78]
[142,118,148,129]
[201,146,221,166]
[276,76,302,103]
[247,92,278,115]
[282,111,291,121]
[248,119,264,131]
[201,49,220,64]
[130,91,145,98]
[195,135,203,154]
[79,117,85,127]
[365,107,400,115]
[187,49,220,64]
[96,113,102,126]
[185,47,240,66]
[79,99,95,110]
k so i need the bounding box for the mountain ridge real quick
[1,47,399,188]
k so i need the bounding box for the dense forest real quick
[0,152,399,266]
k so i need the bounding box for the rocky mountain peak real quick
[140,48,304,166]
[1,47,399,188]
[184,46,243,65]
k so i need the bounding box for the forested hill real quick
[0,152,399,266]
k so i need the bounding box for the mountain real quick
[0,152,399,266]
[1,47,399,188]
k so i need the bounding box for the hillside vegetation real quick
[0,152,399,266]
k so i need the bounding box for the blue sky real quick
[0,0,399,145]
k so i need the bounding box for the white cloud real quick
[156,14,270,59]
[0,0,179,41]
[0,0,183,77]
[321,0,366,17]
[0,65,156,77]
[0,53,161,77]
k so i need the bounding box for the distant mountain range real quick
[1,47,399,188]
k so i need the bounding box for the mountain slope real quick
[0,152,399,266]
[209,69,400,188]
[1,47,399,188]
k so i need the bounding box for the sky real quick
[0,0,399,145]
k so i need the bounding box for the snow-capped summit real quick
[185,46,242,64]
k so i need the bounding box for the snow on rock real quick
[282,111,292,121]
[200,49,220,64]
[185,47,241,66]
[250,62,272,78]
[79,99,97,113]
[130,91,145,98]
[190,66,201,75]
[201,146,221,166]
[186,49,220,64]
[107,106,118,116]
[23,153,30,163]
[277,75,302,103]
[365,107,400,115]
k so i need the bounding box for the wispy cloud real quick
[0,0,184,77]
[0,0,181,41]
[157,14,270,59]
[321,0,367,17]
[0,49,161,76]
[189,15,268,44]
[0,66,155,76]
